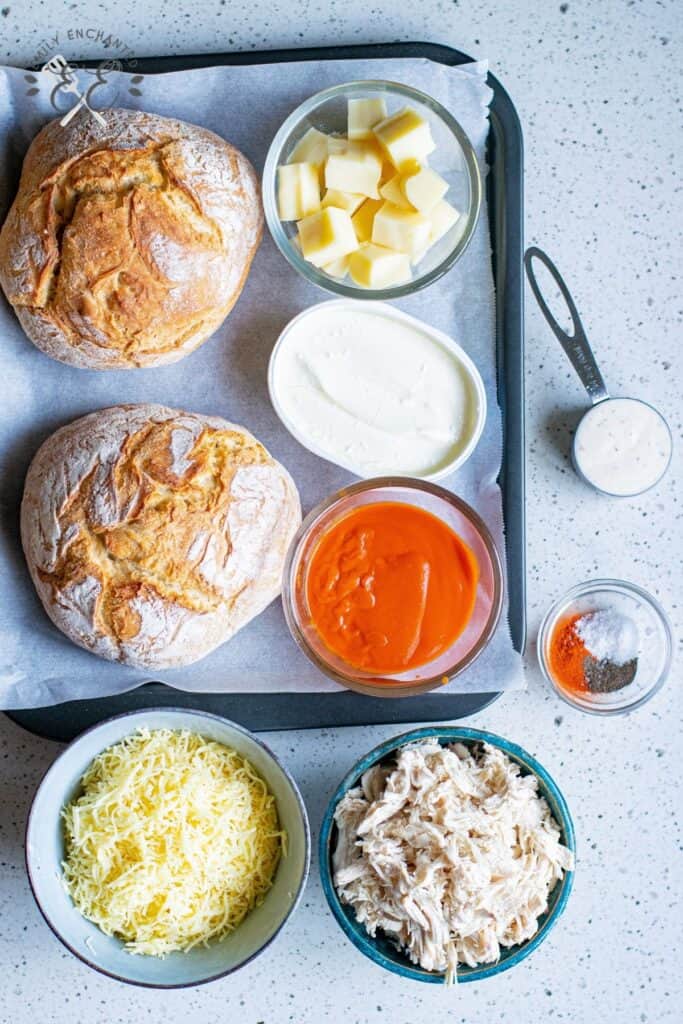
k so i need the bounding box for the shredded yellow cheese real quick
[61,727,284,957]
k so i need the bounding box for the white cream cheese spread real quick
[269,301,484,478]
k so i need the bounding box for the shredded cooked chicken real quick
[333,740,574,983]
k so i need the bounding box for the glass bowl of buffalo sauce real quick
[281,478,503,697]
[538,579,673,715]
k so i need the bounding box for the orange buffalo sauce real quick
[306,501,479,675]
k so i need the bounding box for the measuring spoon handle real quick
[524,246,609,404]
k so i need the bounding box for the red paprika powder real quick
[548,613,590,693]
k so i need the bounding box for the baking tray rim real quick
[5,39,524,739]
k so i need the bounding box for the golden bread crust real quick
[0,109,263,369]
[21,404,301,668]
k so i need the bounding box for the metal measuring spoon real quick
[524,246,672,497]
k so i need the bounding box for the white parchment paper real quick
[0,57,524,708]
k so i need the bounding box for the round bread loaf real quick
[21,404,301,668]
[0,109,263,369]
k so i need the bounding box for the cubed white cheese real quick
[348,243,412,288]
[401,167,449,214]
[321,189,366,215]
[371,201,432,257]
[298,207,359,267]
[428,199,461,243]
[373,107,436,171]
[325,141,383,199]
[348,97,388,140]
[277,162,321,220]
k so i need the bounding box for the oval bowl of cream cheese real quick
[268,300,486,481]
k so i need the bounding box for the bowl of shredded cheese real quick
[319,727,575,984]
[25,708,310,987]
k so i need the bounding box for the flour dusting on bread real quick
[0,109,263,369]
[20,404,301,668]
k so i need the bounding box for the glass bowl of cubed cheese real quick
[263,81,482,297]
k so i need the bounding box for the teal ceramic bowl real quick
[319,726,575,983]
[26,708,310,988]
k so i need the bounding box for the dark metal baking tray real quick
[6,41,525,742]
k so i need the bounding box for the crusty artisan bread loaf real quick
[20,404,300,668]
[0,109,263,369]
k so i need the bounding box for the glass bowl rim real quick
[536,577,673,715]
[318,725,576,983]
[262,79,483,301]
[281,476,504,697]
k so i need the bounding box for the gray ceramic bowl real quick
[25,708,310,988]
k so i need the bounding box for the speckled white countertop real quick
[0,1,680,1022]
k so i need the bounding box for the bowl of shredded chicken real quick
[26,709,310,987]
[321,729,575,984]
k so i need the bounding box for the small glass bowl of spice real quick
[538,579,672,714]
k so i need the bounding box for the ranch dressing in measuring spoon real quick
[573,397,671,496]
[524,248,672,497]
